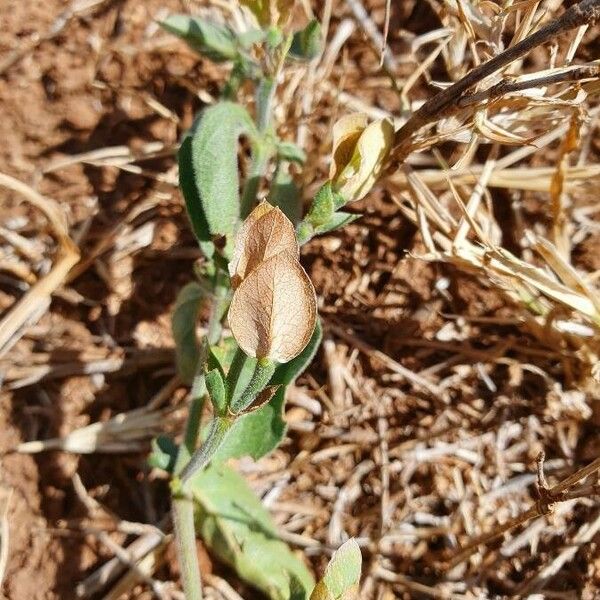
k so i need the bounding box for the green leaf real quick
[237,28,267,49]
[268,163,302,224]
[277,141,306,164]
[161,15,237,62]
[313,212,360,236]
[179,102,258,242]
[289,20,322,61]
[310,539,361,600]
[205,368,227,415]
[210,336,239,372]
[191,464,315,599]
[171,282,207,383]
[266,26,285,50]
[148,435,178,473]
[212,386,286,461]
[213,320,322,462]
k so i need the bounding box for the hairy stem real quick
[240,75,278,218]
[180,416,233,484]
[172,497,203,600]
[171,277,229,600]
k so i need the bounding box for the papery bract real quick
[228,250,317,363]
[228,201,298,289]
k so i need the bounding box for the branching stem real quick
[391,0,600,163]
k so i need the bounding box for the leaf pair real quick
[228,202,317,363]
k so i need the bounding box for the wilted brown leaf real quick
[228,250,317,363]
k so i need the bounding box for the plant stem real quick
[256,77,276,132]
[240,143,271,219]
[172,496,203,600]
[240,76,278,218]
[180,416,232,484]
[174,281,229,474]
[171,276,229,600]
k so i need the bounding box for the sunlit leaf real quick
[191,463,314,599]
[229,251,317,362]
[205,368,227,415]
[310,539,361,600]
[179,102,257,242]
[161,15,237,62]
[212,386,286,461]
[289,19,322,60]
[171,282,206,383]
[277,141,307,164]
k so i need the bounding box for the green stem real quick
[174,281,229,475]
[256,77,276,132]
[171,276,229,600]
[172,497,203,600]
[180,416,232,484]
[240,77,277,218]
[240,144,270,219]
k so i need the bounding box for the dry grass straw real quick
[0,173,80,357]
[386,2,600,384]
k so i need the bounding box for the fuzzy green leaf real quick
[179,102,257,242]
[148,435,178,473]
[213,320,322,462]
[212,386,286,461]
[205,368,227,416]
[310,539,361,600]
[161,15,237,62]
[171,282,207,383]
[276,141,307,164]
[289,20,322,61]
[191,464,314,599]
